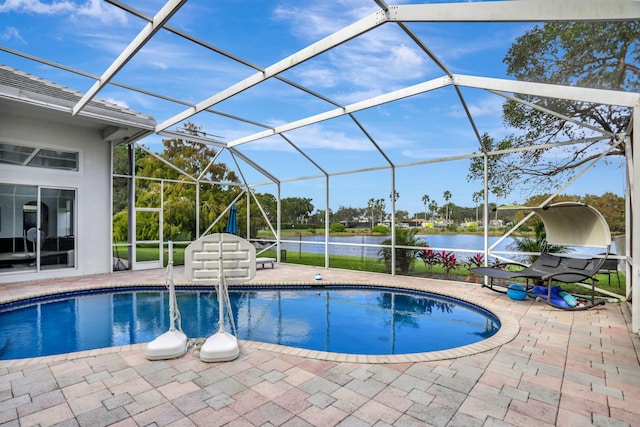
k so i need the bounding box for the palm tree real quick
[508,220,569,264]
[378,227,421,274]
[428,200,438,221]
[472,190,483,223]
[443,190,452,222]
[421,194,430,220]
[367,198,376,227]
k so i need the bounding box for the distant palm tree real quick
[443,190,452,222]
[428,200,438,220]
[421,194,430,220]
[472,191,483,222]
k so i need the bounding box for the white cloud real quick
[333,88,384,105]
[0,0,75,14]
[448,96,503,118]
[1,26,25,43]
[102,96,129,109]
[273,1,376,41]
[149,61,169,71]
[290,30,428,101]
[73,0,127,25]
[274,1,430,99]
[238,123,376,153]
[0,0,128,25]
[294,67,336,88]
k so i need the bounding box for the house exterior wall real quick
[0,111,112,283]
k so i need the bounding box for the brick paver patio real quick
[1,263,639,426]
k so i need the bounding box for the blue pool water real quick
[0,286,500,360]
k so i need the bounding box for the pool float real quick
[529,285,575,308]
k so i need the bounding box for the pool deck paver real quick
[0,263,639,426]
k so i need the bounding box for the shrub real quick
[439,251,458,277]
[378,228,421,274]
[417,245,439,272]
[372,225,390,234]
[329,223,346,232]
[466,253,484,268]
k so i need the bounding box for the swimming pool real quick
[0,285,500,360]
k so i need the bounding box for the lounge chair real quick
[598,254,620,287]
[471,202,611,310]
[256,257,275,269]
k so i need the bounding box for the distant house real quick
[409,219,427,228]
[0,65,155,283]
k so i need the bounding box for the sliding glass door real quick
[0,184,75,273]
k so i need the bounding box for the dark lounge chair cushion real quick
[541,256,561,267]
[567,258,589,270]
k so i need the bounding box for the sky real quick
[0,0,628,217]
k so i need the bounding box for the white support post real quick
[196,183,200,239]
[325,176,330,269]
[130,144,137,268]
[624,136,633,302]
[632,105,640,334]
[247,191,251,241]
[277,185,281,263]
[110,140,115,272]
[483,151,489,267]
[390,167,396,276]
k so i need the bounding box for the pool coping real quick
[0,280,520,365]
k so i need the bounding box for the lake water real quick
[275,233,614,262]
[278,233,516,262]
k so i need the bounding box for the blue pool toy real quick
[530,285,570,308]
[507,284,527,301]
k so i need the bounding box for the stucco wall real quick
[0,111,112,283]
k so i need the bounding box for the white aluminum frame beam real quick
[155,10,388,132]
[106,0,345,112]
[228,148,280,184]
[72,0,188,116]
[154,0,640,135]
[454,75,640,107]
[228,76,453,147]
[389,1,640,22]
[227,74,639,150]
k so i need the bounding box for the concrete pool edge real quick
[0,280,520,365]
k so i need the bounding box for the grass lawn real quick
[120,246,626,299]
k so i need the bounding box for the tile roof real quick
[0,64,156,130]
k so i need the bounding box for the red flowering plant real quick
[439,251,458,278]
[467,253,484,268]
[417,245,439,273]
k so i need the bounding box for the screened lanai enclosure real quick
[1,1,639,331]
